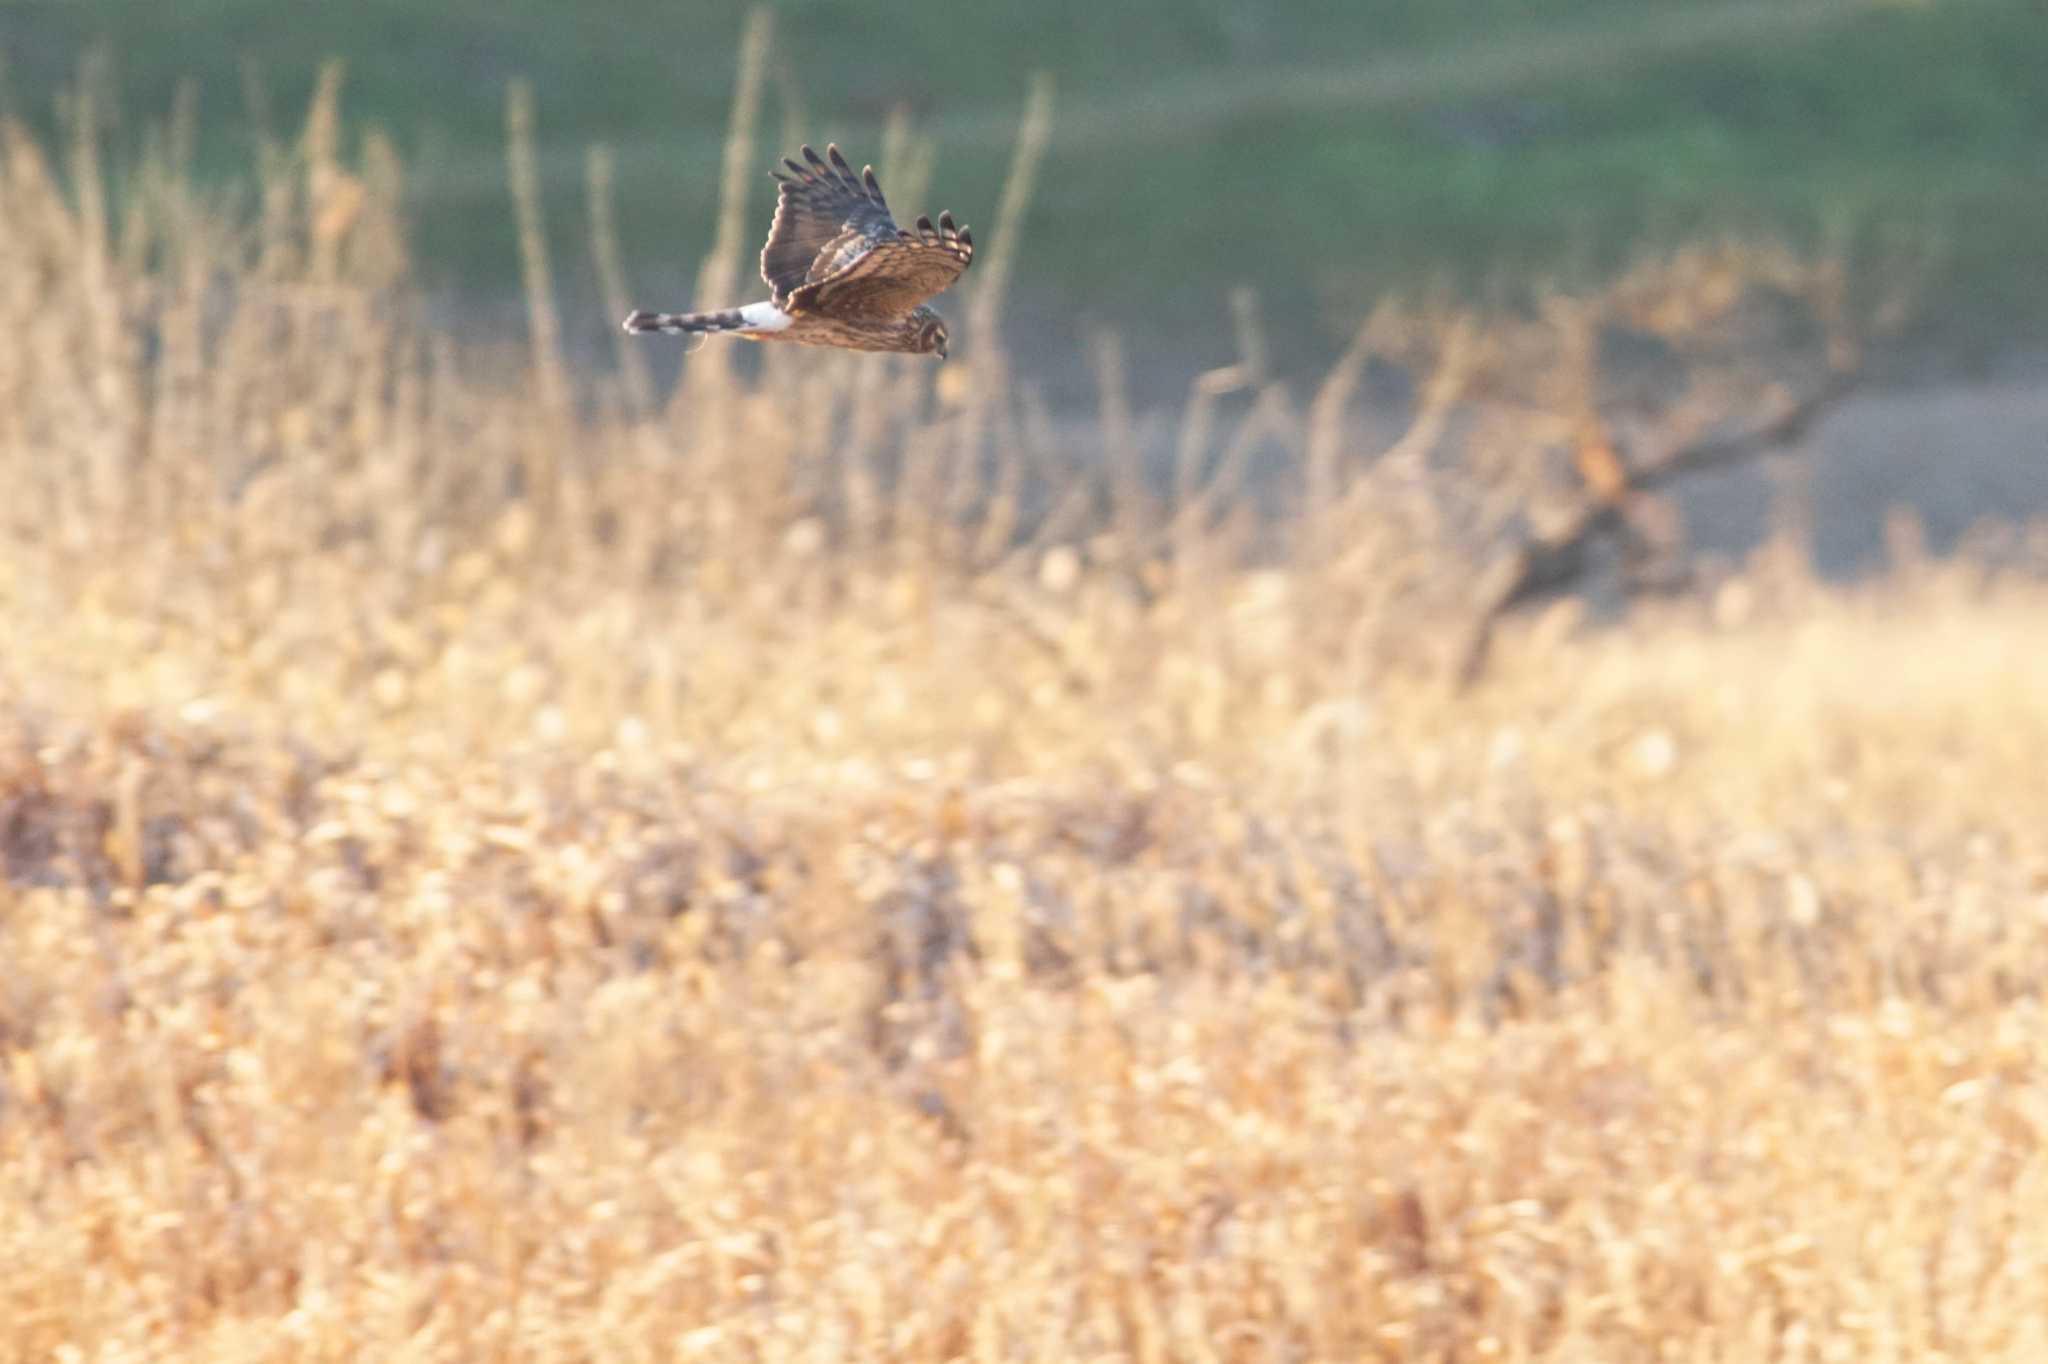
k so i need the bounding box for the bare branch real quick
[1454,366,1859,687]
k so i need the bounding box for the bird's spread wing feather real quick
[791,210,972,319]
[760,144,973,318]
[760,144,896,304]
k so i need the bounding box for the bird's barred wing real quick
[760,144,898,305]
[789,210,973,319]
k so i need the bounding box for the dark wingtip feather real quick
[783,157,808,176]
[827,144,851,174]
[802,144,827,170]
[937,211,956,234]
[959,228,973,248]
[915,214,934,234]
[863,166,882,197]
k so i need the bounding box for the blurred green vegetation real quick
[4,0,2044,382]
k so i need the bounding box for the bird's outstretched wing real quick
[790,209,972,319]
[760,144,897,305]
[760,144,973,319]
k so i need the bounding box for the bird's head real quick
[912,307,949,361]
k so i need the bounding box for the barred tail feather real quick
[622,307,747,336]
[622,301,792,336]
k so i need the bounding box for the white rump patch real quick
[738,301,794,333]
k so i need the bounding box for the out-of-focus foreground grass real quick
[3,68,2048,1363]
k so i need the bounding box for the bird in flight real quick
[625,143,973,359]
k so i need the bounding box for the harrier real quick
[624,143,973,359]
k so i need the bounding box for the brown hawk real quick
[624,143,973,359]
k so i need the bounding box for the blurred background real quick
[8,0,2045,377]
[6,0,2042,559]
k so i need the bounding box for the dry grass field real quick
[3,67,2048,1363]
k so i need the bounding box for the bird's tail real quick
[622,307,751,336]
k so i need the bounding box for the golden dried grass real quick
[1,47,2046,1364]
